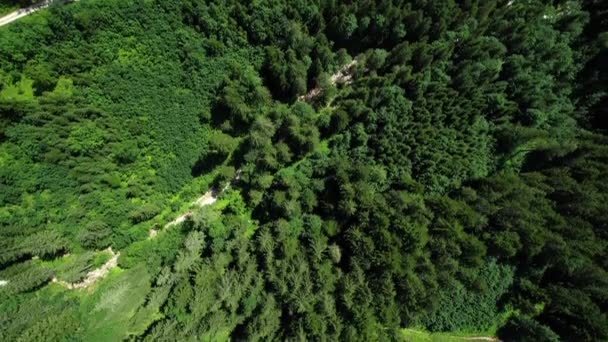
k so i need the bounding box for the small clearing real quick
[0,280,8,286]
[52,247,119,290]
[298,60,357,102]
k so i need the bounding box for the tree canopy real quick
[0,0,607,341]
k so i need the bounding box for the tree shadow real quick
[191,152,225,177]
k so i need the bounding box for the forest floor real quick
[52,247,119,290]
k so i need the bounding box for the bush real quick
[128,204,161,224]
[66,121,107,156]
[0,262,52,294]
[498,315,559,342]
[53,252,99,283]
[78,221,112,249]
[419,259,514,332]
[113,141,139,165]
[213,165,235,189]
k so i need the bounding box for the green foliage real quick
[78,221,112,249]
[144,193,264,340]
[0,231,68,267]
[418,259,513,333]
[213,165,235,188]
[52,251,110,283]
[128,204,161,224]
[0,0,607,341]
[0,261,52,294]
[0,76,34,101]
[66,121,107,156]
[0,3,18,17]
[0,288,82,341]
[400,328,497,342]
[498,315,559,342]
[81,266,152,341]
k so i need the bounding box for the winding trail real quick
[161,188,219,230]
[52,247,119,290]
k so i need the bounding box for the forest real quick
[0,0,607,341]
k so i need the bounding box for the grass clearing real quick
[80,266,153,341]
[400,328,498,342]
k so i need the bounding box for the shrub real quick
[78,221,112,249]
[129,204,161,224]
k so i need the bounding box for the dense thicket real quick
[0,0,607,341]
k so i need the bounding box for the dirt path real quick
[0,1,51,27]
[330,60,357,84]
[0,0,78,28]
[159,188,218,232]
[463,337,499,341]
[52,247,119,290]
[298,60,357,102]
[150,171,240,238]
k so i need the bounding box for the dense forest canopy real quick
[0,0,607,341]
